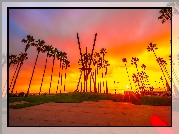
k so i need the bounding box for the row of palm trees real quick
[75,33,110,93]
[9,35,70,95]
[122,42,171,94]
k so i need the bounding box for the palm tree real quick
[61,52,68,92]
[131,57,141,91]
[141,64,150,90]
[39,45,53,95]
[56,51,70,93]
[21,35,35,52]
[156,57,169,89]
[56,51,62,93]
[27,39,45,95]
[99,48,107,92]
[9,55,21,91]
[122,58,132,90]
[158,57,171,82]
[147,43,168,85]
[158,8,172,23]
[131,57,139,72]
[11,52,28,94]
[48,47,58,94]
[11,35,35,93]
[9,54,18,67]
[9,54,18,89]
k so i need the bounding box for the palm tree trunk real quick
[27,51,40,95]
[163,65,171,82]
[95,69,97,92]
[90,75,91,92]
[10,63,20,91]
[57,71,60,92]
[11,44,30,94]
[57,61,62,93]
[125,63,132,90]
[153,51,168,86]
[49,57,55,94]
[84,69,85,92]
[11,62,23,94]
[39,53,48,94]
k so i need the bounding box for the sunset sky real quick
[8,8,171,94]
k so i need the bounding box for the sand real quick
[9,100,171,126]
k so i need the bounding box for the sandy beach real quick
[9,100,171,126]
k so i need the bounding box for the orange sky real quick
[9,9,171,94]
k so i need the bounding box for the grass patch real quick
[139,96,171,106]
[9,92,171,109]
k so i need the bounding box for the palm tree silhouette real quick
[27,39,45,95]
[122,58,132,90]
[147,43,168,87]
[61,52,68,92]
[156,57,169,90]
[39,45,53,95]
[158,8,172,23]
[48,47,58,94]
[11,52,28,94]
[56,51,62,93]
[56,51,62,91]
[63,58,70,92]
[11,35,35,93]
[9,55,21,91]
[141,64,150,90]
[131,57,141,92]
[158,57,171,82]
[9,54,18,67]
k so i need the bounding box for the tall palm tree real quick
[39,45,53,95]
[141,64,150,89]
[27,39,45,95]
[11,35,35,93]
[122,58,132,90]
[158,57,171,82]
[63,58,70,92]
[48,47,58,94]
[147,43,168,85]
[131,57,141,91]
[156,57,169,89]
[56,51,63,93]
[9,54,18,94]
[9,55,21,91]
[131,57,139,72]
[11,52,28,94]
[61,52,68,92]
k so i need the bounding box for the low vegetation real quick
[9,92,171,109]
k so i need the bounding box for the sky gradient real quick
[9,8,171,94]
